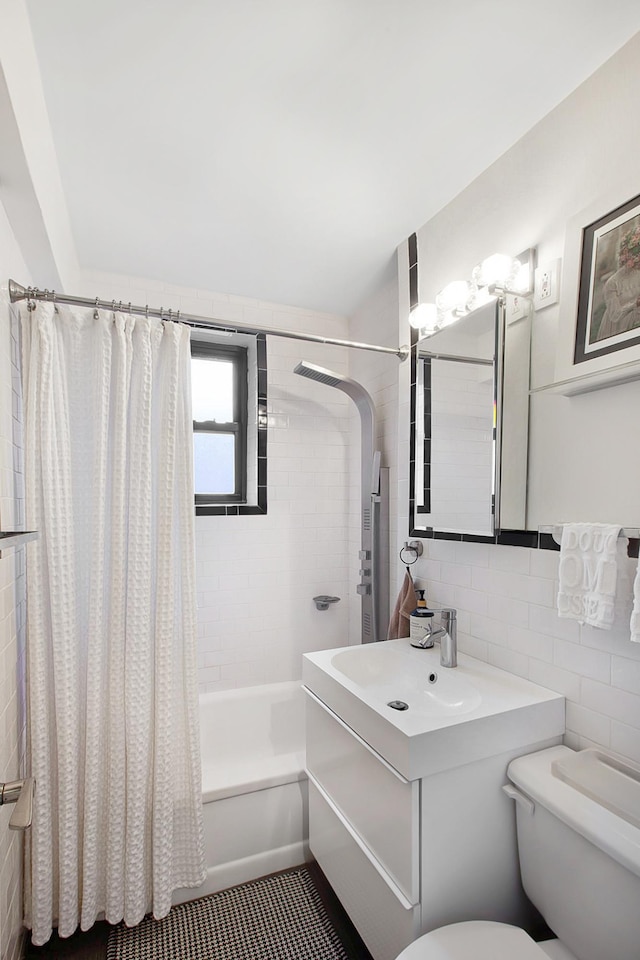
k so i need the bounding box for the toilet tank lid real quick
[508,746,640,879]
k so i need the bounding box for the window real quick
[191,333,267,516]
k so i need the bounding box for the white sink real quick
[330,644,482,717]
[303,638,565,780]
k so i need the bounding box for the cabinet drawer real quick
[305,689,419,903]
[309,778,420,960]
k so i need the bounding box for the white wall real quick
[0,200,28,960]
[78,269,354,691]
[396,33,640,765]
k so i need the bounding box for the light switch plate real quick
[534,259,561,309]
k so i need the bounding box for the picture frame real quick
[574,192,640,364]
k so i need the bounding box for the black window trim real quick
[192,339,248,505]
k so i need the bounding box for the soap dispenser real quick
[409,589,435,645]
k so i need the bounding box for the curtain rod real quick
[8,280,408,360]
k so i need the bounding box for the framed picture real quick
[574,192,640,363]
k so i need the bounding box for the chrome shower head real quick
[293,361,343,388]
[293,361,374,412]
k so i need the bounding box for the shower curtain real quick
[21,303,205,945]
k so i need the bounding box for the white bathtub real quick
[173,680,308,904]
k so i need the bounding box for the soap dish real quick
[313,595,340,611]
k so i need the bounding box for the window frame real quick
[191,340,248,506]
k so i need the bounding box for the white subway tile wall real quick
[407,538,640,765]
[0,221,28,957]
[79,271,354,691]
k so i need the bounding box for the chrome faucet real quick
[410,608,457,667]
[437,609,457,667]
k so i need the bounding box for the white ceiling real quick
[24,1,640,315]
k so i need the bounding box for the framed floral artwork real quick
[574,192,640,363]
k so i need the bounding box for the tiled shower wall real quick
[79,270,353,691]
[0,203,28,960]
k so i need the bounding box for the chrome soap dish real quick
[313,595,341,611]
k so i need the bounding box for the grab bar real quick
[1,778,35,830]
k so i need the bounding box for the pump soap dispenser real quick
[409,589,434,645]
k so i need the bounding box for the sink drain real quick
[387,700,409,711]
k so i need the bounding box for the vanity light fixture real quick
[410,249,535,339]
[473,249,535,296]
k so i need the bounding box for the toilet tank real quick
[507,746,640,960]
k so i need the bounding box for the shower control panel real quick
[358,550,372,595]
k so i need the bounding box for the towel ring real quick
[399,541,423,565]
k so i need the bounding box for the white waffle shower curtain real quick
[22,303,205,945]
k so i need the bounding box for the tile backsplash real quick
[410,538,640,765]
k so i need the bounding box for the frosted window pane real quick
[192,358,233,422]
[194,433,235,494]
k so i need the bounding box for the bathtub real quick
[173,680,308,904]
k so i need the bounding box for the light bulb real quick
[409,303,438,332]
[435,280,475,313]
[473,253,516,288]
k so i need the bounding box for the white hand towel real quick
[557,523,621,629]
[630,562,640,642]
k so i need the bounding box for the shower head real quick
[293,361,374,412]
[293,361,343,388]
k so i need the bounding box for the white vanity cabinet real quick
[306,691,421,960]
[304,681,564,960]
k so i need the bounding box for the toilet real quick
[396,745,640,960]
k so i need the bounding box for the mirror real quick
[411,298,531,538]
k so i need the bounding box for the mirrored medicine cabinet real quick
[410,297,531,541]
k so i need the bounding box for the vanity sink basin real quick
[330,645,482,716]
[303,638,565,780]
